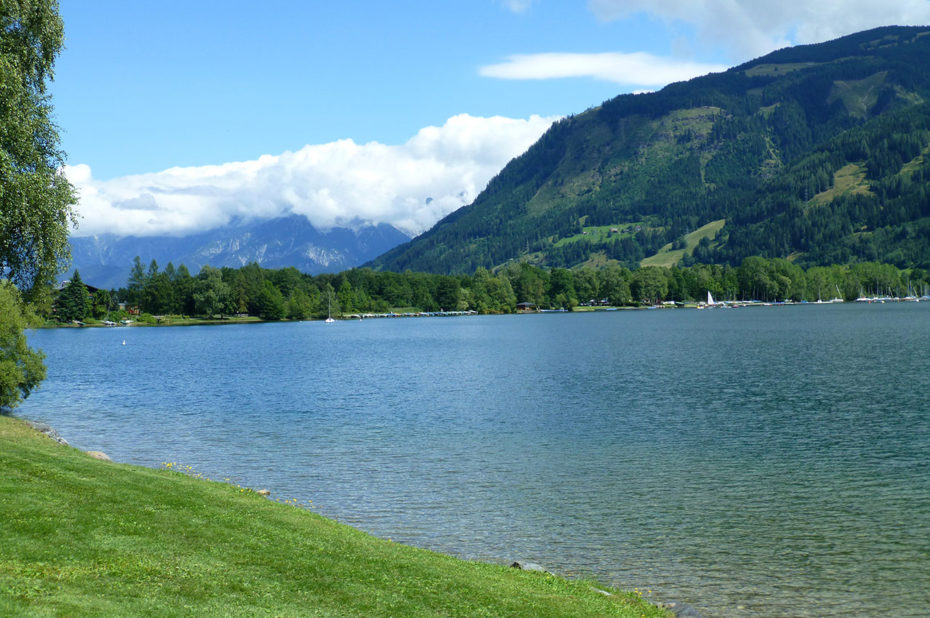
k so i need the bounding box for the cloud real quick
[65,114,557,239]
[587,0,930,60]
[480,51,727,86]
[501,0,532,13]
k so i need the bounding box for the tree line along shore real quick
[49,255,930,325]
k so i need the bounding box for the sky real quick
[52,0,930,238]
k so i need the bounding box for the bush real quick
[0,282,47,409]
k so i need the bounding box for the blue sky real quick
[52,0,930,237]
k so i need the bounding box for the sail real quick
[707,291,715,305]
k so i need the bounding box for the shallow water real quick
[23,303,930,616]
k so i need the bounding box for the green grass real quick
[899,143,930,177]
[743,61,822,77]
[809,162,875,205]
[640,219,726,268]
[826,71,888,118]
[553,223,643,248]
[577,251,618,269]
[0,416,668,617]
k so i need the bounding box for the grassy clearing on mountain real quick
[900,143,930,177]
[743,61,824,77]
[810,163,874,205]
[640,219,726,268]
[553,223,643,248]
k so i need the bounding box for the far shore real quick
[39,295,901,330]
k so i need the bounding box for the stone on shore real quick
[510,561,554,575]
[658,601,703,617]
[26,421,69,446]
[257,489,271,496]
[86,451,112,462]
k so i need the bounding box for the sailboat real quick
[707,291,716,306]
[325,292,335,323]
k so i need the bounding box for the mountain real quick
[68,215,411,289]
[370,26,930,274]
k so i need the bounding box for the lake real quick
[21,303,930,616]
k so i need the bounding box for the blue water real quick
[21,303,930,616]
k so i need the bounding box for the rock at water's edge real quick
[26,421,69,446]
[86,451,112,462]
[658,601,703,617]
[510,561,554,575]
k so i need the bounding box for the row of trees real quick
[53,256,930,323]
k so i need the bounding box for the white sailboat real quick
[325,292,335,323]
[707,291,716,306]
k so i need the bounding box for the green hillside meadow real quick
[0,416,668,617]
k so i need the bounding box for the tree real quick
[322,282,339,317]
[254,280,285,320]
[337,278,355,313]
[286,288,315,320]
[598,265,631,306]
[54,270,90,322]
[548,268,578,309]
[506,262,547,306]
[91,288,111,319]
[435,276,461,311]
[193,266,231,317]
[127,256,147,306]
[171,264,195,315]
[490,273,517,312]
[631,267,668,304]
[1,282,45,408]
[0,1,77,300]
[141,272,175,315]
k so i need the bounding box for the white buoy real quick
[122,340,126,345]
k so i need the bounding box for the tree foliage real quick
[0,0,77,299]
[192,266,231,318]
[0,281,45,408]
[54,269,90,322]
[1,0,73,406]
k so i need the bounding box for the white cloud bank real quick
[66,114,557,239]
[480,51,727,86]
[588,0,930,60]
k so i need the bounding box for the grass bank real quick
[0,416,668,617]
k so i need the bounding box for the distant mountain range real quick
[67,215,411,289]
[370,26,930,274]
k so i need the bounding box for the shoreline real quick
[9,413,700,617]
[1,412,671,616]
[38,295,926,330]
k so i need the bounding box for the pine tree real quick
[55,270,90,322]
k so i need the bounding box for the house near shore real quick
[58,279,102,296]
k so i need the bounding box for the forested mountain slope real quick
[370,26,930,274]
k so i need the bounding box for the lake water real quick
[21,303,930,616]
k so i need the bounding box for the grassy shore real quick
[0,416,668,617]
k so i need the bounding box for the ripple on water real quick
[23,304,930,617]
